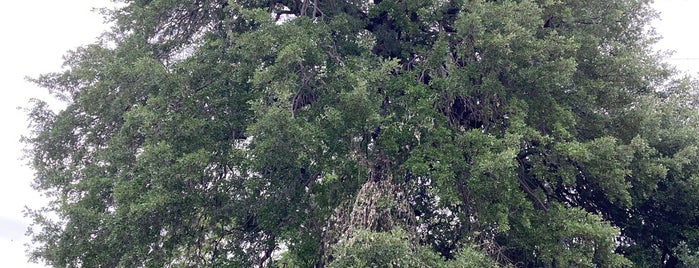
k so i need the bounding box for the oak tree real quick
[25,0,699,267]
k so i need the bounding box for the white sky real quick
[653,0,699,75]
[0,1,111,267]
[0,1,697,267]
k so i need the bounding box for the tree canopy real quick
[24,0,699,267]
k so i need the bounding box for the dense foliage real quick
[25,0,699,267]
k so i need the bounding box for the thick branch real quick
[516,149,548,211]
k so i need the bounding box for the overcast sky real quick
[0,1,697,267]
[0,1,110,267]
[654,0,699,75]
